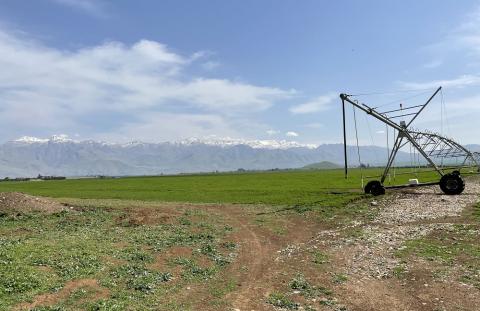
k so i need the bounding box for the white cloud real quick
[399,74,480,90]
[0,27,294,141]
[98,112,238,143]
[179,78,294,113]
[289,93,336,114]
[285,131,299,137]
[266,130,279,135]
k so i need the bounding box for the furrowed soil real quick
[1,177,479,310]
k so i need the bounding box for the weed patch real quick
[266,292,299,310]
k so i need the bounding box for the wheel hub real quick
[445,179,458,190]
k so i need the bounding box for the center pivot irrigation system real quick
[340,86,479,196]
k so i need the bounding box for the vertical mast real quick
[341,97,348,178]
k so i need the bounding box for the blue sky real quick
[0,0,479,145]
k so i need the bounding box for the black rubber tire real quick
[364,180,377,194]
[371,183,386,196]
[439,173,465,195]
[365,180,385,196]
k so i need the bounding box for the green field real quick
[0,168,441,207]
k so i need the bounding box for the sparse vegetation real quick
[266,292,299,310]
[289,273,332,298]
[311,250,329,265]
[396,205,480,289]
[0,202,235,310]
[332,273,348,284]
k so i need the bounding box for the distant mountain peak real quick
[15,136,50,143]
[50,134,74,143]
[14,134,74,144]
[179,137,318,149]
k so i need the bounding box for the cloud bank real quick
[0,28,294,142]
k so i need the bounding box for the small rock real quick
[371,201,378,206]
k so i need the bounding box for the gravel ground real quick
[374,183,480,225]
[277,179,480,280]
[337,180,480,279]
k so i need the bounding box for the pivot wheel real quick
[365,180,385,196]
[439,173,465,195]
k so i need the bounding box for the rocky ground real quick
[335,182,480,280]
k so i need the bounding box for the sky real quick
[0,0,479,145]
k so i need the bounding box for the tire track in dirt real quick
[201,204,316,310]
[203,205,275,310]
[229,219,269,309]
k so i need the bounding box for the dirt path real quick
[198,204,322,310]
[193,204,273,308]
[224,209,273,309]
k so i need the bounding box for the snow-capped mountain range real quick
[14,135,318,150]
[0,135,477,178]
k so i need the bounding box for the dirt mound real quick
[0,192,66,215]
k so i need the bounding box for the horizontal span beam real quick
[384,181,440,189]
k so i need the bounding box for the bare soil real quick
[0,192,66,215]
[15,279,109,310]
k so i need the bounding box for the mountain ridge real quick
[1,136,478,178]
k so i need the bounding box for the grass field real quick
[0,168,454,310]
[0,168,441,207]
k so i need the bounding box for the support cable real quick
[349,87,437,97]
[352,106,364,188]
[364,114,380,165]
[441,89,452,138]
